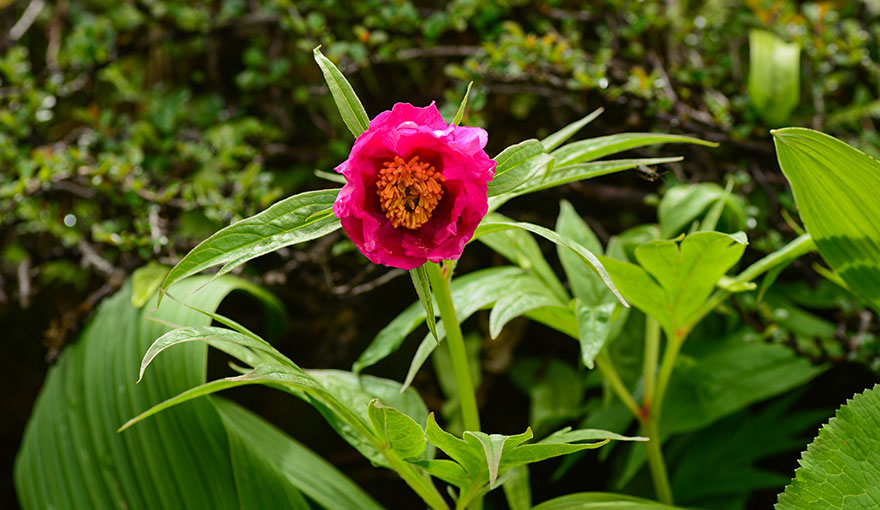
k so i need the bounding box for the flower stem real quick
[643,417,673,504]
[641,317,661,409]
[594,351,641,419]
[426,262,481,433]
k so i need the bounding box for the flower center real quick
[376,155,445,230]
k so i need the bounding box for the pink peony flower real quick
[333,102,496,270]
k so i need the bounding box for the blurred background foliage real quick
[3,0,880,507]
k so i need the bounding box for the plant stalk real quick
[643,417,673,504]
[641,317,661,409]
[426,262,481,433]
[594,351,641,419]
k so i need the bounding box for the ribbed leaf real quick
[540,108,604,152]
[14,276,376,510]
[772,128,880,313]
[776,384,880,509]
[532,492,685,510]
[410,266,439,343]
[489,139,551,196]
[159,189,340,299]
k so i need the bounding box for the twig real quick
[9,0,45,41]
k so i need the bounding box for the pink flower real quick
[333,102,496,270]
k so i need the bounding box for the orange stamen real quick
[376,155,445,230]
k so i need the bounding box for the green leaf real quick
[313,47,370,137]
[14,276,375,510]
[490,291,562,339]
[551,133,716,167]
[215,398,383,510]
[478,211,568,302]
[599,231,747,336]
[159,189,341,301]
[540,108,604,152]
[502,465,532,510]
[425,413,485,478]
[749,30,800,127]
[353,266,529,373]
[474,220,627,306]
[489,157,681,212]
[776,384,880,509]
[772,128,880,313]
[451,81,473,125]
[131,261,169,307]
[532,492,685,510]
[489,139,552,196]
[412,459,470,488]
[658,183,746,239]
[368,399,427,459]
[465,431,509,489]
[575,301,619,369]
[410,265,439,343]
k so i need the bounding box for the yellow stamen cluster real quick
[376,155,445,230]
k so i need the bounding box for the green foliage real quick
[13,275,378,510]
[773,128,880,314]
[776,384,880,509]
[748,30,801,127]
[532,492,685,510]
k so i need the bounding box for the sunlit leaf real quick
[749,30,800,127]
[313,47,370,137]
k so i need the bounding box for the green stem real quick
[426,262,481,433]
[653,330,685,421]
[643,417,673,504]
[641,317,661,409]
[595,351,641,420]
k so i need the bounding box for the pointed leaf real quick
[551,133,716,166]
[532,492,686,510]
[410,266,439,343]
[489,139,550,196]
[575,301,619,369]
[159,189,340,300]
[425,413,485,477]
[451,81,473,125]
[465,432,509,489]
[540,108,604,152]
[313,47,370,137]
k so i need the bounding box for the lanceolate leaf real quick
[410,266,439,343]
[532,492,685,510]
[489,139,551,196]
[773,128,880,313]
[551,133,716,166]
[159,189,340,300]
[776,384,880,509]
[451,81,473,125]
[540,108,604,152]
[313,47,371,137]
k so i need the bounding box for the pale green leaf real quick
[131,262,169,307]
[465,431,509,488]
[749,30,800,127]
[451,81,473,125]
[410,265,439,343]
[658,182,746,239]
[772,128,880,313]
[489,139,551,196]
[368,399,427,459]
[533,492,686,510]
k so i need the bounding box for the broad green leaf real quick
[776,384,880,509]
[599,231,747,336]
[518,359,587,436]
[451,81,473,125]
[658,182,746,239]
[14,276,374,510]
[159,189,341,300]
[353,266,528,373]
[541,107,604,152]
[215,398,382,510]
[313,47,370,137]
[532,492,685,510]
[478,211,568,302]
[772,128,880,313]
[130,261,169,307]
[368,399,427,459]
[489,157,681,212]
[474,220,627,306]
[749,30,800,127]
[551,133,716,167]
[410,265,439,343]
[489,139,552,196]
